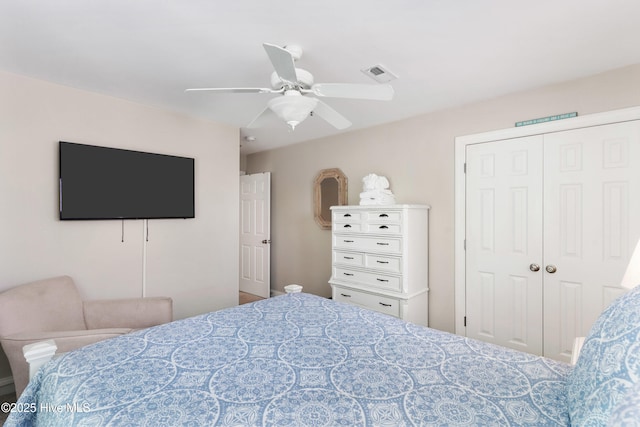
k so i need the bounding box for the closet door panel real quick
[543,120,640,361]
[465,135,544,354]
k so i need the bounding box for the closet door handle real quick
[545,265,557,274]
[529,263,540,272]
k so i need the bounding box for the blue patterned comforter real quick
[6,293,571,426]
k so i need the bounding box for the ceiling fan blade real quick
[309,83,394,100]
[246,106,275,129]
[263,43,298,84]
[185,87,279,94]
[313,100,352,129]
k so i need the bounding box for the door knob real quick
[529,263,540,272]
[545,265,557,274]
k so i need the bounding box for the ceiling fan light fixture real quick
[267,90,318,130]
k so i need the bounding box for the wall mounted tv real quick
[59,141,195,220]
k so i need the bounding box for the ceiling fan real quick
[186,43,394,130]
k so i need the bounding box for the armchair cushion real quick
[84,297,173,329]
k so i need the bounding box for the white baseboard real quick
[0,376,15,396]
[271,290,285,297]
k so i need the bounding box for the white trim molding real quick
[0,375,15,396]
[454,106,640,336]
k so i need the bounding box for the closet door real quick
[466,120,640,361]
[543,121,640,361]
[465,135,544,354]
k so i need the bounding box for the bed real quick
[5,286,640,426]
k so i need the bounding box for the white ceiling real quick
[2,1,640,154]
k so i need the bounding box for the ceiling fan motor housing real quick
[270,68,314,90]
[283,44,303,61]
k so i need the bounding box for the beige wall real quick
[246,64,640,334]
[0,71,239,381]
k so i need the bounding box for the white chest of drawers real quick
[329,204,430,326]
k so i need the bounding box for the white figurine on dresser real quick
[359,173,396,205]
[329,204,429,326]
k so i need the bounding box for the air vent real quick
[361,64,398,83]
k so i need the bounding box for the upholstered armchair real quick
[0,275,173,396]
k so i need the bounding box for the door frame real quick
[454,106,640,335]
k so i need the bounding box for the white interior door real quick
[465,135,544,354]
[239,172,271,298]
[543,121,640,361]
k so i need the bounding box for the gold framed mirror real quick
[314,168,348,229]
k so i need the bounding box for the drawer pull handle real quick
[376,278,389,282]
[344,240,354,243]
[341,293,352,298]
[344,256,354,260]
[376,242,389,246]
[379,302,392,307]
[344,213,352,217]
[379,213,389,218]
[379,225,389,229]
[376,260,389,264]
[343,273,354,276]
[344,224,352,228]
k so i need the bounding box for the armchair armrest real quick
[5,328,133,352]
[83,296,173,330]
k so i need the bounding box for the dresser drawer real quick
[364,254,401,273]
[333,222,362,233]
[333,210,362,222]
[333,286,400,317]
[364,223,402,234]
[364,211,402,222]
[333,235,402,254]
[333,267,401,292]
[333,251,365,267]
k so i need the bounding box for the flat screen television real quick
[59,141,195,220]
